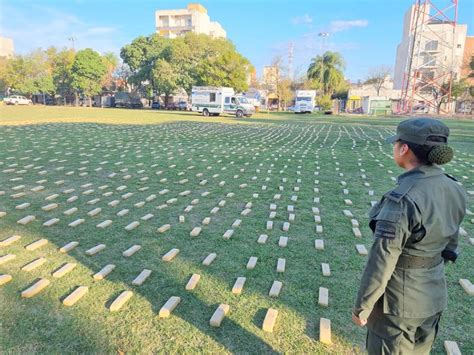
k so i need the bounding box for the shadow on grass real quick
[0,218,280,353]
[0,274,116,353]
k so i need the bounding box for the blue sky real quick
[0,0,472,82]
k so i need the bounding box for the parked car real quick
[165,102,178,110]
[151,101,161,109]
[177,101,191,111]
[4,95,32,105]
[412,104,429,114]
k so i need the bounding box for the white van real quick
[191,86,255,118]
[294,90,317,113]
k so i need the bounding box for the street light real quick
[68,36,76,50]
[318,32,330,52]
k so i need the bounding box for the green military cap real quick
[385,118,449,146]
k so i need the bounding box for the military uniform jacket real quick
[354,165,467,319]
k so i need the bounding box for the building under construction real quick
[393,0,467,114]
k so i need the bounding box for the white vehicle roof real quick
[296,90,316,97]
[192,86,234,93]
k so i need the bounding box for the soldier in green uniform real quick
[352,118,467,354]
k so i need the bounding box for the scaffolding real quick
[399,0,458,114]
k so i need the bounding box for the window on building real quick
[421,71,435,82]
[160,16,169,27]
[457,44,462,48]
[419,71,435,93]
[425,40,438,51]
[423,54,436,66]
[210,93,216,102]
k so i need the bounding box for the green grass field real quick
[0,106,473,354]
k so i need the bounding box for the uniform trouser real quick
[366,298,442,355]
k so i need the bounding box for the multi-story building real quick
[393,4,467,91]
[0,36,14,58]
[155,3,226,39]
[461,36,474,86]
[263,66,279,90]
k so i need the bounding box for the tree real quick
[192,34,251,93]
[51,48,76,104]
[307,51,345,95]
[0,49,55,99]
[115,63,132,91]
[333,80,350,100]
[71,48,107,106]
[432,80,468,114]
[277,78,294,110]
[102,51,119,90]
[120,33,253,99]
[316,94,333,111]
[0,57,8,94]
[151,58,179,105]
[120,34,170,94]
[365,66,392,96]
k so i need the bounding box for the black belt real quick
[396,254,443,269]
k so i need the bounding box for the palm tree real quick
[307,51,345,95]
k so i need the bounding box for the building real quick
[457,36,474,114]
[262,66,279,89]
[461,36,474,85]
[393,3,467,91]
[346,76,401,114]
[155,3,226,39]
[0,36,14,58]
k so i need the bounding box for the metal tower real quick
[399,0,458,114]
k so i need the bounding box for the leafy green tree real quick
[0,49,55,98]
[120,33,253,99]
[0,57,9,94]
[307,51,345,95]
[277,78,294,110]
[316,94,333,111]
[191,34,251,92]
[71,48,107,106]
[151,58,179,104]
[120,34,169,93]
[51,48,76,104]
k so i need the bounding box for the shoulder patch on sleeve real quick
[377,204,403,222]
[374,220,397,239]
[371,199,405,239]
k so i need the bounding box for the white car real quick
[4,95,32,105]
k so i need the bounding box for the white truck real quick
[4,95,32,105]
[191,86,255,118]
[294,90,317,113]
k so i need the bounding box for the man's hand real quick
[352,313,367,327]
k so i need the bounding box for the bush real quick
[316,95,332,111]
